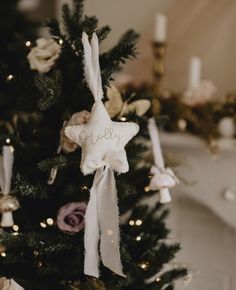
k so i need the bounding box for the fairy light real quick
[120,117,127,122]
[140,263,148,269]
[6,138,11,144]
[135,219,142,226]
[156,277,161,282]
[136,236,141,241]
[13,232,19,236]
[1,252,6,257]
[13,225,19,232]
[59,39,63,45]
[25,41,31,47]
[81,185,88,191]
[129,220,135,226]
[40,222,47,228]
[144,186,150,192]
[46,218,54,226]
[6,74,14,81]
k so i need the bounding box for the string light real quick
[144,186,150,192]
[13,225,19,231]
[81,185,88,191]
[129,220,135,226]
[140,262,148,270]
[13,232,19,236]
[155,277,161,282]
[135,219,142,226]
[33,250,39,256]
[1,252,6,257]
[120,117,127,122]
[46,218,54,226]
[25,41,31,47]
[6,138,11,144]
[6,74,14,81]
[136,236,141,241]
[59,39,63,45]
[40,222,47,228]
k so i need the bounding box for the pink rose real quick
[183,80,217,107]
[60,110,90,153]
[57,202,87,234]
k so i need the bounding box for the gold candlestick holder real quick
[152,41,167,115]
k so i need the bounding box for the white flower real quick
[27,38,61,73]
[183,80,217,107]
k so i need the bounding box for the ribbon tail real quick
[98,167,126,277]
[3,146,14,195]
[84,169,101,278]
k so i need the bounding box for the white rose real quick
[27,38,61,73]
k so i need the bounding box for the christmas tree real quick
[0,1,188,289]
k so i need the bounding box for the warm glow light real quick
[1,252,6,257]
[25,41,31,47]
[46,218,54,226]
[6,138,11,144]
[13,232,19,236]
[120,117,127,121]
[129,220,135,226]
[136,236,141,241]
[156,277,161,282]
[40,222,47,228]
[140,263,147,269]
[136,219,142,226]
[7,74,14,81]
[144,186,150,192]
[13,225,19,231]
[59,39,63,45]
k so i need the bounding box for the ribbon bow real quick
[81,32,125,278]
[147,118,179,203]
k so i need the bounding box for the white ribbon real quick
[82,32,125,277]
[0,146,14,227]
[0,277,24,290]
[147,117,179,203]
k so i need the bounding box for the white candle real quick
[154,14,167,42]
[188,57,202,90]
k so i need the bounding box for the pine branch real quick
[46,18,61,38]
[35,70,62,111]
[15,174,49,200]
[38,155,68,172]
[81,16,99,35]
[96,26,111,42]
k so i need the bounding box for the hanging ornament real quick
[147,118,179,203]
[105,85,151,118]
[65,32,139,278]
[218,117,235,138]
[0,146,19,227]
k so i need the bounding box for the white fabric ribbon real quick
[0,146,14,227]
[147,117,179,203]
[0,277,24,290]
[82,32,125,277]
[84,162,125,278]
